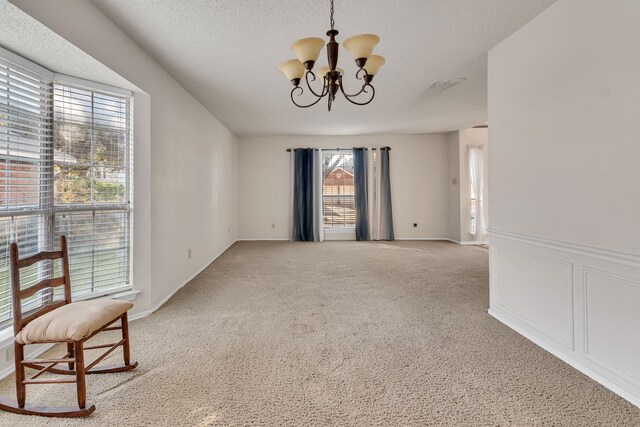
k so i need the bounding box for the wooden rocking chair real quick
[0,235,137,417]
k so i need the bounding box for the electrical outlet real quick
[452,178,457,185]
[188,248,192,259]
[6,346,14,362]
[271,223,276,229]
[413,223,418,228]
[227,227,231,234]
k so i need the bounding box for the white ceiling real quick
[91,0,555,136]
[0,0,135,91]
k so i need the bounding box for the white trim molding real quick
[489,229,640,408]
[395,238,488,245]
[236,239,289,242]
[130,239,237,321]
[54,73,133,97]
[491,242,574,349]
[489,308,640,409]
[489,228,640,267]
[0,240,237,380]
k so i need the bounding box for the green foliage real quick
[94,179,124,203]
[54,122,126,204]
[54,164,124,204]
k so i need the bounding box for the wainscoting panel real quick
[492,244,573,348]
[489,229,640,408]
[584,269,640,386]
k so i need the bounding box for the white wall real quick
[11,0,238,313]
[489,0,640,407]
[238,134,450,240]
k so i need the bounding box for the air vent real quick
[425,78,465,95]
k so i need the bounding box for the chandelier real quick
[278,0,385,111]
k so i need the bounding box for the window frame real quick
[322,149,356,230]
[0,47,134,330]
[52,78,133,298]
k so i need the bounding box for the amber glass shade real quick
[291,37,325,64]
[343,34,379,60]
[278,59,305,81]
[364,55,385,76]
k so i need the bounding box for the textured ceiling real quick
[91,0,556,136]
[0,0,135,91]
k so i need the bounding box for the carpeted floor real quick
[0,241,638,426]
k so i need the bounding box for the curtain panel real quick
[468,145,487,240]
[353,148,370,241]
[353,146,394,241]
[291,148,323,242]
[376,147,395,240]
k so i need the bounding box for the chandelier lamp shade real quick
[278,0,385,111]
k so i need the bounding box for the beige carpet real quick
[0,241,638,426]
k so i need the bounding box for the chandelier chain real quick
[330,0,335,30]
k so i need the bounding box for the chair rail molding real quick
[488,228,640,267]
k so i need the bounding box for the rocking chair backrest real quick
[9,235,72,337]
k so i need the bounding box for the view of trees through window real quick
[0,65,132,326]
[54,87,127,205]
[322,151,355,228]
[52,84,130,302]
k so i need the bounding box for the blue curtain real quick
[292,149,316,241]
[353,148,370,241]
[378,147,394,240]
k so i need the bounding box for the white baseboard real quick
[395,237,452,241]
[489,308,640,408]
[489,230,640,408]
[130,239,237,321]
[395,238,487,246]
[460,240,488,245]
[236,238,289,241]
[0,239,238,381]
[0,343,56,381]
[236,237,490,246]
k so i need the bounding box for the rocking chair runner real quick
[0,235,138,417]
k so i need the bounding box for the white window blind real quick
[0,49,132,327]
[0,56,53,324]
[53,84,131,299]
[322,151,355,228]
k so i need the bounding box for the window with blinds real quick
[0,55,54,325]
[53,84,131,299]
[0,49,132,327]
[322,151,355,228]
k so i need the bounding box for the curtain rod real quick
[286,147,391,152]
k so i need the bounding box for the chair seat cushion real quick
[15,299,133,345]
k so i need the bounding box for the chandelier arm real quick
[341,84,367,98]
[305,71,329,98]
[338,82,376,106]
[355,67,369,81]
[290,86,325,108]
[338,76,368,98]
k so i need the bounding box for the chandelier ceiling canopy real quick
[278,0,385,111]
